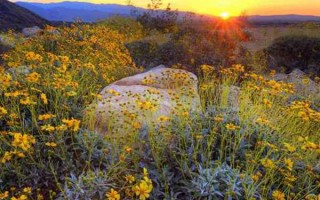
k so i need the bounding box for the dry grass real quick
[242,26,320,52]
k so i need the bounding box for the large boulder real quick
[86,65,201,135]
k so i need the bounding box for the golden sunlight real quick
[220,12,230,20]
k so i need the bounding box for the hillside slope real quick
[0,0,49,31]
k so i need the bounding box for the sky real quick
[10,0,320,16]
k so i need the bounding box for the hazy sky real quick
[10,0,320,16]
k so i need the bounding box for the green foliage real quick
[267,35,320,74]
[58,171,112,200]
[187,163,258,199]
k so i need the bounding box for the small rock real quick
[273,68,320,97]
[6,66,31,79]
[22,26,42,37]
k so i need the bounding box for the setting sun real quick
[220,12,230,20]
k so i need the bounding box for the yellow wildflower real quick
[108,89,120,96]
[1,152,12,163]
[256,117,270,125]
[284,158,293,171]
[143,168,149,178]
[0,191,9,199]
[125,146,133,153]
[263,98,272,108]
[157,116,170,122]
[270,70,276,76]
[226,123,240,130]
[11,194,28,200]
[134,181,152,200]
[137,101,157,111]
[261,158,276,169]
[40,93,48,105]
[200,64,214,73]
[213,116,224,122]
[131,122,142,129]
[41,125,55,132]
[252,171,262,182]
[45,142,57,147]
[0,107,8,117]
[106,188,120,200]
[125,175,135,184]
[272,190,285,200]
[23,187,32,194]
[38,114,56,120]
[25,72,41,83]
[66,91,77,97]
[283,143,296,153]
[55,125,68,131]
[37,194,44,200]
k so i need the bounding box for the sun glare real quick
[220,12,230,20]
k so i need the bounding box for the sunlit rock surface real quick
[87,65,202,134]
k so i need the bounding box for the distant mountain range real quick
[16,1,146,22]
[0,0,48,31]
[12,1,320,24]
[248,15,320,24]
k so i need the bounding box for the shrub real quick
[156,28,238,73]
[126,40,160,68]
[267,35,320,74]
[98,16,145,42]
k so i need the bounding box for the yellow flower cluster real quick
[25,51,43,63]
[1,150,25,163]
[106,168,153,200]
[25,72,41,83]
[0,73,12,90]
[62,118,81,132]
[132,168,153,200]
[287,101,320,122]
[11,132,36,151]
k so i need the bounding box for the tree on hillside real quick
[130,0,179,33]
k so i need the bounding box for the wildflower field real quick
[0,20,320,200]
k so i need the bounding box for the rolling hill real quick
[0,0,49,31]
